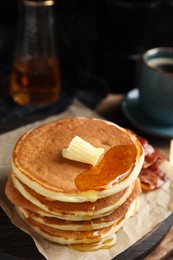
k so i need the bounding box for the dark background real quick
[1,0,173,106]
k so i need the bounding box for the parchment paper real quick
[0,99,173,260]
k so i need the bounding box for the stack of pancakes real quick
[5,117,144,250]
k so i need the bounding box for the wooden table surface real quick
[0,94,173,260]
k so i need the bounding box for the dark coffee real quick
[148,57,173,74]
[156,64,173,73]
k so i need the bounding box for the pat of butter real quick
[62,136,104,166]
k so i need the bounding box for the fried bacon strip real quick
[137,136,168,191]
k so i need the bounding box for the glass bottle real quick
[10,0,61,105]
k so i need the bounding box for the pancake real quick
[16,178,141,231]
[9,171,135,220]
[5,174,53,217]
[16,197,139,245]
[6,175,141,230]
[11,117,144,202]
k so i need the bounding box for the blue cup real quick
[138,47,173,125]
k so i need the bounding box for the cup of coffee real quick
[138,47,173,125]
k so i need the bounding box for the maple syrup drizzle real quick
[75,144,137,191]
[70,233,117,252]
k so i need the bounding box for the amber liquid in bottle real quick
[10,0,61,105]
[10,57,61,105]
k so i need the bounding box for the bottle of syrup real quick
[10,0,61,105]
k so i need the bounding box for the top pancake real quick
[11,117,144,202]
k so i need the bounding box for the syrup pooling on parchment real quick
[70,234,117,252]
[75,144,137,191]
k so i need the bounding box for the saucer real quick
[122,88,173,138]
